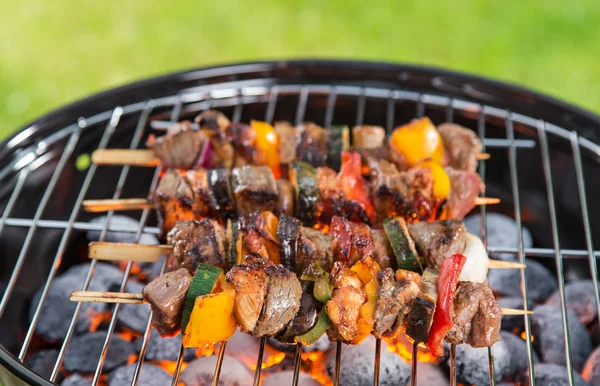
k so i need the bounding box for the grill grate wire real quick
[0,81,599,386]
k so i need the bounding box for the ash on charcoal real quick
[26,349,61,381]
[61,374,92,386]
[226,330,281,369]
[29,262,124,341]
[416,362,449,386]
[109,363,172,386]
[262,370,320,386]
[327,336,410,386]
[87,215,158,245]
[488,260,556,303]
[526,363,589,386]
[63,332,134,373]
[499,331,539,382]
[546,280,598,326]
[180,355,253,386]
[498,296,536,332]
[134,330,196,362]
[531,304,592,372]
[464,213,533,261]
[113,280,151,333]
[582,346,600,385]
[449,340,510,385]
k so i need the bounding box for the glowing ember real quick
[302,351,332,386]
[385,335,439,364]
[152,360,188,376]
[117,328,142,342]
[127,354,138,365]
[195,344,215,358]
[87,310,112,332]
[248,351,286,370]
[521,331,534,342]
[313,223,330,233]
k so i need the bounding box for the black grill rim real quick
[2,59,600,385]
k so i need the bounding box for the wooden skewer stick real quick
[69,290,533,318]
[89,242,172,262]
[474,197,501,205]
[476,153,491,160]
[487,260,526,269]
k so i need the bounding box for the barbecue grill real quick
[1,59,600,386]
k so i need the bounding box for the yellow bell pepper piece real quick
[252,120,281,179]
[182,289,237,348]
[350,256,381,285]
[350,257,380,344]
[390,118,445,167]
[417,160,451,200]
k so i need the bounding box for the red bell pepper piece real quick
[426,253,467,357]
[338,151,376,223]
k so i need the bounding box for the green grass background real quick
[1,1,599,138]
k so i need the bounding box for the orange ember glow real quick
[153,360,188,376]
[302,351,333,385]
[385,335,439,364]
[117,328,142,342]
[127,354,138,365]
[87,310,112,332]
[521,331,534,342]
[195,344,215,358]
[248,351,286,370]
[313,223,330,233]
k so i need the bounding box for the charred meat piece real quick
[226,263,269,334]
[331,216,374,267]
[253,265,303,337]
[154,170,196,236]
[296,123,329,167]
[446,281,502,347]
[146,121,205,169]
[278,214,302,271]
[142,268,192,337]
[167,219,227,273]
[208,168,236,220]
[276,179,295,216]
[326,263,367,342]
[408,220,467,269]
[239,211,280,263]
[400,167,435,221]
[373,268,401,338]
[226,122,257,167]
[195,110,230,133]
[195,110,235,169]
[231,166,279,216]
[316,167,342,222]
[438,123,482,173]
[278,282,321,343]
[183,169,216,218]
[275,121,297,164]
[352,125,386,149]
[297,227,334,273]
[445,168,485,220]
[371,229,395,269]
[384,269,422,337]
[368,159,406,223]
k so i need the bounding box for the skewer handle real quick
[82,198,153,212]
[500,308,533,316]
[91,149,159,167]
[487,260,526,269]
[476,153,491,160]
[70,291,144,304]
[475,197,501,206]
[89,241,172,262]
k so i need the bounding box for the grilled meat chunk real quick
[371,229,395,269]
[195,110,230,133]
[297,227,334,273]
[208,168,236,220]
[316,167,341,222]
[445,167,485,220]
[373,268,401,338]
[352,125,386,149]
[167,219,227,273]
[146,121,205,169]
[384,269,422,337]
[438,123,482,173]
[326,263,367,342]
[275,121,297,164]
[446,281,502,347]
[331,216,374,267]
[231,166,279,216]
[183,169,216,218]
[226,263,269,334]
[154,170,196,236]
[408,220,467,269]
[253,265,303,337]
[276,179,295,216]
[278,282,321,342]
[239,211,280,263]
[142,268,192,337]
[296,123,329,167]
[226,122,256,167]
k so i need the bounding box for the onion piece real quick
[458,233,489,283]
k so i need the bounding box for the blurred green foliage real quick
[1,1,599,137]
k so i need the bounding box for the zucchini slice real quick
[226,219,240,270]
[383,217,423,273]
[180,264,225,331]
[327,125,350,171]
[295,308,330,346]
[290,161,319,225]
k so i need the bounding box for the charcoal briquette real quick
[488,260,556,303]
[327,337,410,386]
[262,370,320,386]
[546,280,598,325]
[108,363,172,386]
[499,331,539,382]
[582,346,600,385]
[416,362,449,385]
[450,340,510,385]
[114,280,150,333]
[61,374,92,386]
[531,304,592,372]
[526,363,589,386]
[26,349,60,380]
[180,355,253,386]
[63,332,134,373]
[87,215,158,245]
[497,296,536,333]
[134,329,195,362]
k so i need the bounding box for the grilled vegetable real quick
[252,120,281,179]
[351,257,381,344]
[290,161,319,225]
[416,160,450,201]
[302,262,333,304]
[406,268,438,344]
[327,125,350,170]
[278,214,301,271]
[182,289,237,347]
[295,309,330,346]
[390,117,445,168]
[208,168,236,220]
[180,264,226,331]
[338,151,376,224]
[352,125,386,150]
[277,282,321,343]
[383,217,422,273]
[427,253,466,357]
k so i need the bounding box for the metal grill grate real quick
[1,61,600,386]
